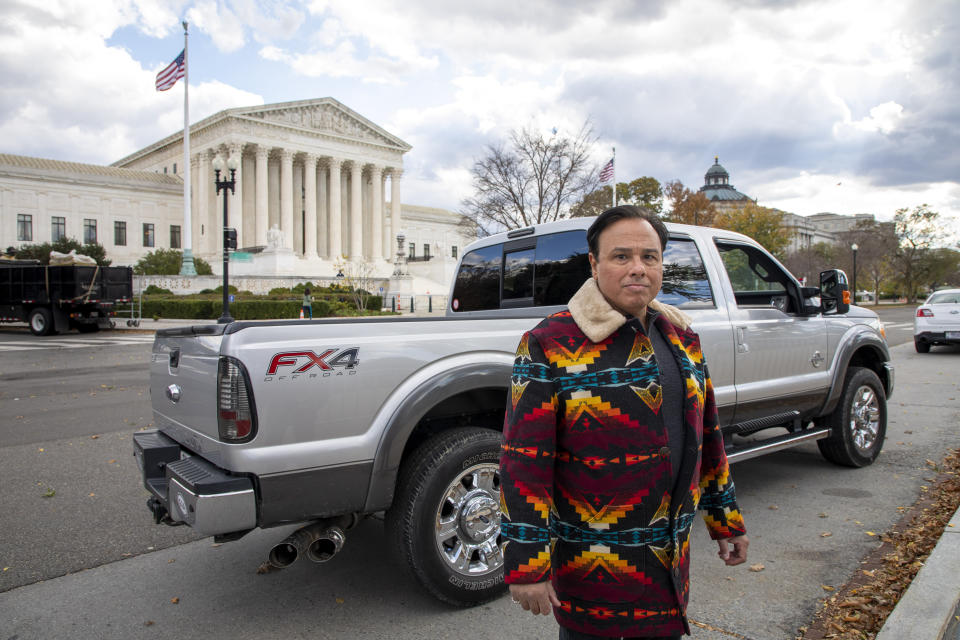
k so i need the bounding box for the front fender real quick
[363,354,513,512]
[818,328,892,417]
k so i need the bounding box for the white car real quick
[914,288,960,353]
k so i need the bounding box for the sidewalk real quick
[875,505,960,640]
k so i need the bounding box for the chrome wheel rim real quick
[434,462,503,577]
[850,384,881,453]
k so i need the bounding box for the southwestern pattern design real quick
[500,286,745,637]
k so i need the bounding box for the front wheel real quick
[386,427,505,606]
[817,367,887,467]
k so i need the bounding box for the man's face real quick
[588,217,664,318]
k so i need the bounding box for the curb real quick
[875,505,960,640]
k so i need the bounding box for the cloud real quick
[0,0,261,164]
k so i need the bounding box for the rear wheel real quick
[914,338,930,353]
[386,427,505,606]
[28,308,55,336]
[817,367,886,467]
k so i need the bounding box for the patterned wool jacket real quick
[500,278,746,638]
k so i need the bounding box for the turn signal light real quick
[842,291,851,304]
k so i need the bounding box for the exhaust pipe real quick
[267,515,358,569]
[306,526,345,563]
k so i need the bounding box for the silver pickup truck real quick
[134,218,893,606]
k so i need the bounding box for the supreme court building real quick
[1,97,473,292]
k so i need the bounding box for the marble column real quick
[280,149,294,251]
[228,143,243,248]
[303,154,318,258]
[190,153,202,255]
[255,146,269,247]
[390,169,402,261]
[327,158,342,259]
[370,165,383,261]
[349,161,363,259]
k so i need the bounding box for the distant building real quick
[781,211,876,253]
[0,97,473,294]
[698,156,755,211]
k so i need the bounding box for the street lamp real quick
[213,153,239,324]
[851,243,859,304]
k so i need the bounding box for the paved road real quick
[2,310,957,639]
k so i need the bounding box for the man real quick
[500,206,748,639]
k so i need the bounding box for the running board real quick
[726,428,830,464]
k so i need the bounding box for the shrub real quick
[134,248,213,275]
[144,285,173,296]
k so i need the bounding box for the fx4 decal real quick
[265,347,359,380]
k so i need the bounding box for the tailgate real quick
[150,327,224,445]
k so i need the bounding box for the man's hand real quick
[717,535,749,566]
[509,581,561,615]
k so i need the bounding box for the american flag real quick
[155,50,185,91]
[598,157,614,183]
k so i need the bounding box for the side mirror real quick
[820,269,850,315]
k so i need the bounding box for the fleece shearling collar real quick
[567,278,692,343]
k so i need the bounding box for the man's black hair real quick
[586,205,668,256]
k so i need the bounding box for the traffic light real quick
[225,227,238,250]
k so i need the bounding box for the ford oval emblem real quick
[166,384,182,403]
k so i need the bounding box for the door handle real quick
[736,326,749,353]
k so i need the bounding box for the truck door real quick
[714,240,829,425]
[659,236,736,427]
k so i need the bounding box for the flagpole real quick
[179,20,197,275]
[611,147,616,209]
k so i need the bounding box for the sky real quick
[2,0,958,243]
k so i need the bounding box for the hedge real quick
[141,298,345,320]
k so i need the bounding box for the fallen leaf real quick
[335,597,345,604]
[144,621,154,627]
[88,493,95,497]
[769,505,779,510]
[38,448,44,452]
[818,512,829,518]
[107,459,116,464]
[821,532,833,537]
[91,435,99,439]
[42,488,55,498]
[822,585,835,591]
[866,531,876,536]
[749,563,765,572]
[171,597,179,604]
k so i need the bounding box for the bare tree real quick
[836,221,898,304]
[460,123,599,234]
[333,256,379,311]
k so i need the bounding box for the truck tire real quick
[817,367,886,467]
[28,308,56,336]
[386,427,505,606]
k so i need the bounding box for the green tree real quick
[714,202,791,260]
[662,179,718,227]
[460,123,598,233]
[571,176,664,218]
[14,237,112,266]
[922,247,960,292]
[134,248,213,275]
[893,204,946,303]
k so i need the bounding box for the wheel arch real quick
[819,334,892,417]
[364,360,511,512]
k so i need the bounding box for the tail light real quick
[217,357,257,442]
[917,308,934,317]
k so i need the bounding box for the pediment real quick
[239,101,410,151]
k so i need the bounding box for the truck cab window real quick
[716,241,795,311]
[503,248,535,300]
[659,238,714,308]
[450,244,501,311]
[534,230,590,306]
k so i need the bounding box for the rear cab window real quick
[451,227,715,313]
